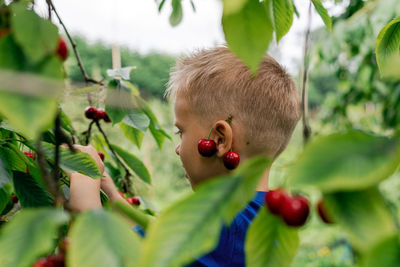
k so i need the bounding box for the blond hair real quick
[166,46,301,158]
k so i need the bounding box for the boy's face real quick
[173,93,228,188]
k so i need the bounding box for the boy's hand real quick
[63,144,104,174]
[101,172,124,202]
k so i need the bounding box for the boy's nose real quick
[175,144,180,156]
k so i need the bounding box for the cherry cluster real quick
[265,189,310,227]
[85,106,111,123]
[198,139,240,170]
[265,189,334,226]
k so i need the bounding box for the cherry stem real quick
[84,120,95,145]
[225,116,232,125]
[95,121,133,193]
[207,127,213,140]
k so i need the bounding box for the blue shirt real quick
[133,191,266,267]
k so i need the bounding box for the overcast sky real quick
[34,0,341,74]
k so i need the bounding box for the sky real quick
[34,0,342,74]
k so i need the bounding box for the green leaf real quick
[11,3,59,63]
[375,17,400,76]
[270,0,294,42]
[222,0,273,74]
[106,66,136,80]
[222,0,248,15]
[359,234,400,267]
[0,208,69,267]
[0,146,26,173]
[311,0,332,31]
[0,91,58,140]
[105,79,138,125]
[139,98,171,149]
[13,171,54,207]
[122,111,150,132]
[68,209,141,267]
[60,109,75,135]
[292,0,300,18]
[324,188,397,252]
[41,143,103,179]
[170,0,183,27]
[288,131,400,193]
[245,208,299,267]
[158,0,166,12]
[0,55,63,139]
[3,143,46,187]
[120,122,144,149]
[121,80,140,96]
[0,34,25,70]
[111,144,151,184]
[138,157,270,267]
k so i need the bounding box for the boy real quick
[68,46,301,266]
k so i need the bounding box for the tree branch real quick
[46,0,104,86]
[300,2,313,145]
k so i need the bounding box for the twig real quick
[47,1,51,20]
[52,112,65,206]
[46,0,104,86]
[95,121,132,193]
[300,1,313,145]
[83,120,95,145]
[36,139,63,204]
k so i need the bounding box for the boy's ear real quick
[212,120,233,157]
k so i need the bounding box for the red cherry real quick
[98,152,105,161]
[56,38,68,61]
[24,152,36,160]
[33,258,48,267]
[102,111,111,123]
[47,254,65,267]
[11,195,18,203]
[126,196,140,206]
[317,199,334,224]
[131,196,140,206]
[281,195,310,227]
[96,108,111,123]
[24,152,36,174]
[85,106,97,120]
[265,188,288,215]
[118,192,124,198]
[198,139,217,157]
[222,151,240,170]
[125,197,133,205]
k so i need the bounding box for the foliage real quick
[310,0,400,131]
[0,0,399,266]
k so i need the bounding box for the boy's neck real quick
[256,168,270,192]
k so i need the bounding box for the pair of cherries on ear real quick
[197,117,240,169]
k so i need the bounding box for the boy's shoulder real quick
[188,191,266,267]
